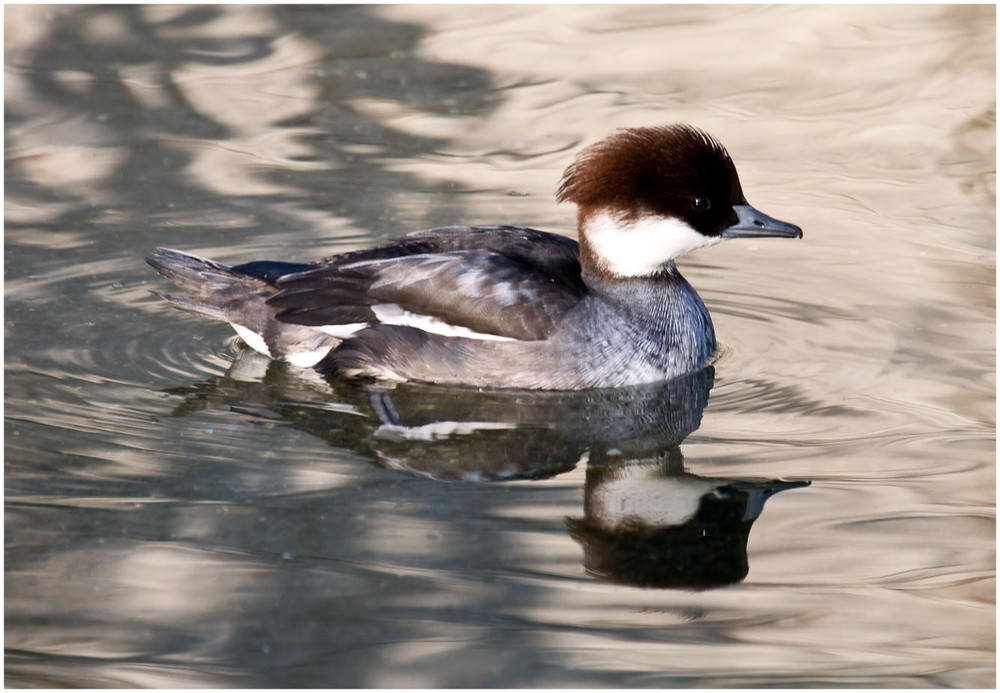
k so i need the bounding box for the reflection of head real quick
[569,465,810,590]
[566,514,752,589]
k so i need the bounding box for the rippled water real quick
[5,5,994,688]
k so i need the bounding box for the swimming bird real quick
[147,124,801,390]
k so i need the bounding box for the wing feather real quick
[268,226,584,341]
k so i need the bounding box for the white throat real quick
[582,210,726,277]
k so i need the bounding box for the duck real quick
[147,124,801,390]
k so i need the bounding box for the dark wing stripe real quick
[272,270,372,294]
[274,305,377,326]
[268,286,378,310]
[232,260,314,284]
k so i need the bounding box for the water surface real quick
[5,5,994,688]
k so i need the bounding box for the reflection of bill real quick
[567,450,809,590]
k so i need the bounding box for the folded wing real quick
[266,226,585,342]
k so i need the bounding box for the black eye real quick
[691,196,711,212]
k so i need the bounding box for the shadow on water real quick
[165,351,811,591]
[6,5,500,254]
[5,7,508,686]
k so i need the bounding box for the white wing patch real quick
[316,323,368,339]
[283,347,336,368]
[231,323,332,368]
[374,420,519,441]
[370,303,519,342]
[309,303,521,342]
[231,323,272,358]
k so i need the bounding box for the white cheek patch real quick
[584,211,726,277]
[371,303,518,342]
[591,476,721,528]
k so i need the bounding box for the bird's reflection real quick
[569,448,808,589]
[166,347,809,589]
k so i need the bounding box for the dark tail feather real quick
[146,248,342,366]
[147,248,237,294]
[146,247,267,323]
[148,289,230,322]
